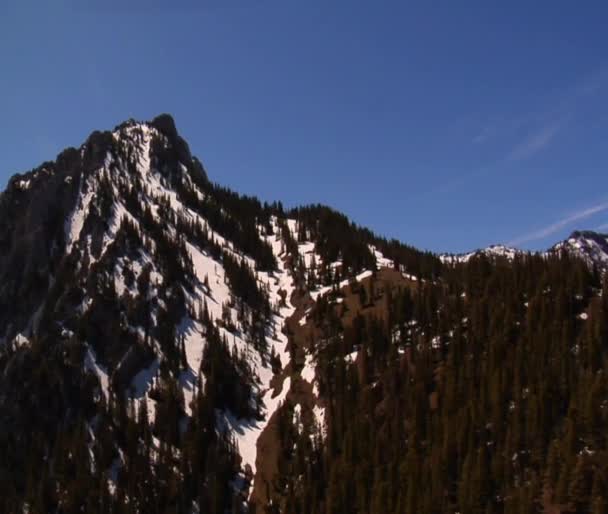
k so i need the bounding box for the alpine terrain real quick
[1,115,607,514]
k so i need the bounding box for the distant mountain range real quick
[440,230,608,271]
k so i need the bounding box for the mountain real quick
[439,244,522,264]
[552,230,608,272]
[441,232,608,272]
[1,116,607,514]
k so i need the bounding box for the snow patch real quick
[84,346,110,401]
[220,376,291,475]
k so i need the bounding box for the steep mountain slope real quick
[0,115,297,512]
[0,115,439,513]
[1,116,607,514]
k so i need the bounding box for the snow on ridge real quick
[440,244,522,264]
[552,233,608,270]
[50,122,309,476]
[369,244,394,269]
[286,218,380,301]
[65,175,96,255]
[219,376,291,476]
[132,359,161,424]
[63,127,326,478]
[157,216,300,480]
[299,352,326,435]
[11,333,30,349]
[345,350,358,363]
[222,218,299,477]
[72,127,294,443]
[178,316,206,417]
[440,232,608,270]
[84,345,110,402]
[309,268,374,302]
[122,126,257,270]
[257,218,297,367]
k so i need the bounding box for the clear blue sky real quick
[2,1,607,253]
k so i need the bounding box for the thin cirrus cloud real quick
[470,115,564,161]
[508,201,608,247]
[472,125,493,144]
[597,223,608,232]
[507,119,563,161]
[472,68,607,161]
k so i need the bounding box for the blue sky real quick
[1,1,607,253]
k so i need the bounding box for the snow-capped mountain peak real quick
[0,115,301,500]
[551,230,608,270]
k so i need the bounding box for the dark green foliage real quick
[289,204,442,283]
[222,251,269,314]
[271,252,608,514]
[200,320,258,420]
[172,174,278,272]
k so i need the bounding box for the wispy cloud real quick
[472,126,492,144]
[597,223,608,232]
[415,68,607,202]
[508,201,608,246]
[507,119,563,161]
[470,67,607,161]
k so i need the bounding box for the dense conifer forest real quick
[264,251,608,514]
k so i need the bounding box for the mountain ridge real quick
[1,115,607,514]
[439,231,608,272]
[4,114,605,276]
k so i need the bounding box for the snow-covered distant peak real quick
[440,231,608,271]
[551,230,608,271]
[484,244,521,259]
[440,244,523,264]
